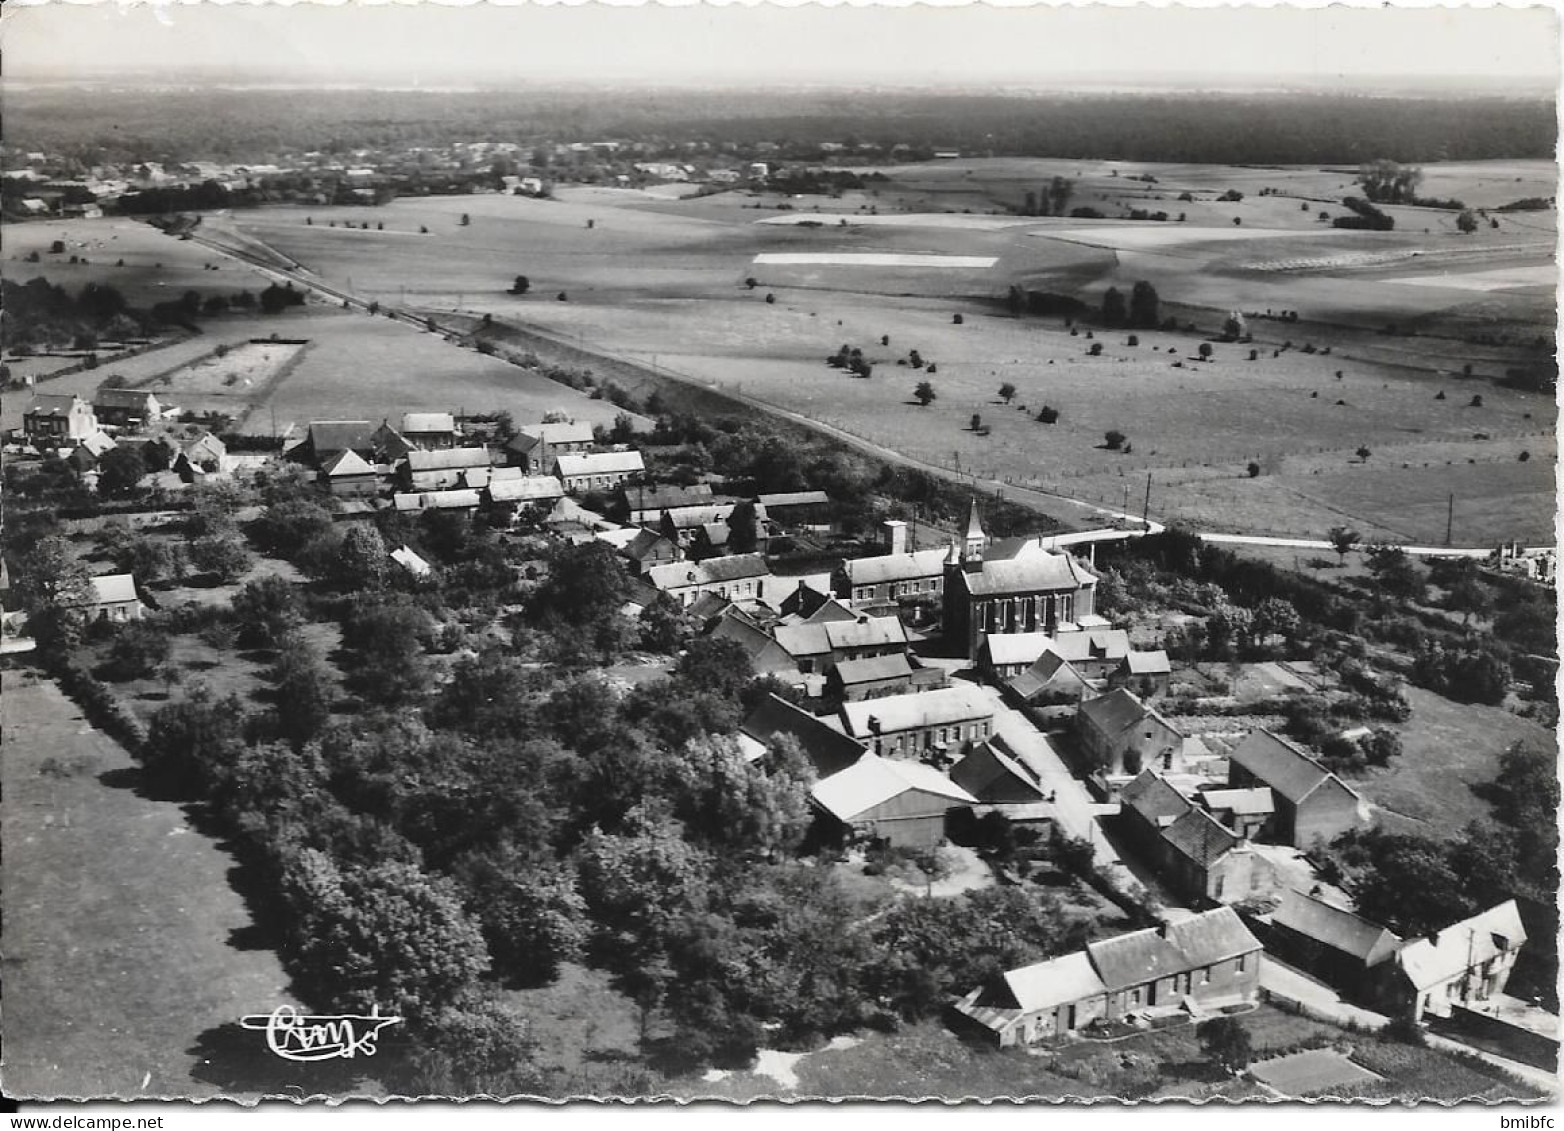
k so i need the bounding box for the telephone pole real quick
[1446,493,1454,546]
[1142,472,1153,529]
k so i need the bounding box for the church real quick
[942,501,1099,659]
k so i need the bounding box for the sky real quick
[1,1,1558,91]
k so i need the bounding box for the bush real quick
[1104,430,1126,451]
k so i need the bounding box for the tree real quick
[1349,831,1476,937]
[453,851,587,986]
[188,531,252,583]
[1327,526,1359,563]
[1253,596,1301,644]
[1367,547,1427,602]
[95,446,149,498]
[725,500,760,555]
[1198,1017,1253,1074]
[231,575,304,648]
[1101,286,1127,328]
[1456,209,1478,235]
[914,381,936,407]
[343,600,432,706]
[1356,446,1372,462]
[1036,405,1059,424]
[269,631,335,750]
[460,213,471,226]
[99,622,171,681]
[1128,281,1161,329]
[1104,429,1126,450]
[952,313,964,325]
[336,524,390,591]
[1046,176,1074,218]
[1221,312,1247,341]
[1358,160,1424,205]
[1198,343,1213,361]
[13,535,93,617]
[509,274,530,295]
[998,382,1017,405]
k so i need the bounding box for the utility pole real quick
[1446,493,1454,546]
[1142,472,1152,529]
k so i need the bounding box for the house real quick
[711,611,800,679]
[401,447,495,492]
[75,573,144,622]
[1042,628,1133,681]
[809,753,977,848]
[1227,729,1368,850]
[301,420,377,466]
[1268,889,1403,1005]
[777,583,858,625]
[977,632,1058,681]
[1118,769,1274,907]
[1076,688,1185,777]
[772,614,910,676]
[506,420,595,472]
[460,465,523,490]
[318,449,382,498]
[739,692,868,776]
[23,393,98,445]
[555,450,645,494]
[91,388,163,429]
[942,502,1099,659]
[951,735,1047,804]
[620,528,681,574]
[624,482,715,526]
[371,421,416,462]
[1196,787,1275,841]
[1392,901,1527,1023]
[838,685,995,763]
[1007,650,1093,706]
[179,431,228,470]
[1109,650,1172,698]
[757,490,833,531]
[645,553,772,608]
[482,475,566,513]
[656,504,739,548]
[400,412,460,450]
[835,548,949,606]
[954,907,1263,1046]
[64,430,117,474]
[826,653,919,703]
[392,489,483,513]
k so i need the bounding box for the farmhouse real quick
[64,430,117,475]
[645,553,773,608]
[740,692,868,776]
[23,394,99,445]
[507,420,595,472]
[954,907,1262,1046]
[620,528,681,573]
[772,614,910,676]
[1392,901,1527,1023]
[1076,688,1185,777]
[91,388,164,429]
[400,412,460,450]
[757,490,833,531]
[942,503,1098,659]
[300,420,378,467]
[625,482,716,525]
[401,447,495,492]
[825,652,919,703]
[1195,787,1275,840]
[656,504,738,547]
[318,449,381,498]
[74,573,144,623]
[809,753,976,848]
[838,685,994,762]
[371,421,415,461]
[555,450,646,494]
[1118,769,1278,907]
[1109,650,1172,698]
[777,583,859,626]
[1227,729,1368,850]
[1030,628,1131,681]
[481,475,565,510]
[1268,888,1403,1006]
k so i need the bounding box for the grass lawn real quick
[1349,685,1554,832]
[0,668,318,1099]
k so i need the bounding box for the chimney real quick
[881,519,907,555]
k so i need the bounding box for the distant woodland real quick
[7,88,1555,167]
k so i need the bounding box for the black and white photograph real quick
[0,0,1558,1109]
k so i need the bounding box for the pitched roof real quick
[833,653,914,686]
[79,430,118,456]
[1397,901,1528,991]
[85,573,138,606]
[392,489,482,511]
[1160,808,1240,869]
[810,753,976,821]
[758,490,831,508]
[26,393,88,417]
[485,475,565,503]
[1001,951,1107,1014]
[964,498,985,540]
[1121,769,1192,827]
[712,614,793,670]
[1229,729,1359,806]
[630,483,714,512]
[401,412,456,434]
[841,548,948,586]
[958,553,1096,597]
[518,420,595,446]
[839,685,993,739]
[1086,926,1191,991]
[773,622,832,658]
[461,465,524,489]
[659,504,735,529]
[390,545,432,577]
[1124,650,1172,675]
[951,736,1045,801]
[624,527,677,561]
[307,420,375,454]
[1078,688,1159,740]
[645,553,770,590]
[824,616,908,651]
[1047,629,1132,664]
[92,388,159,410]
[1274,889,1402,965]
[406,447,493,471]
[1007,650,1091,701]
[981,631,1057,668]
[555,450,644,478]
[741,693,867,776]
[1163,906,1262,967]
[321,449,376,477]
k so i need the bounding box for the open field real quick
[0,669,301,1099]
[205,158,1555,542]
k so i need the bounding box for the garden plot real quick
[145,340,307,399]
[1249,1049,1383,1097]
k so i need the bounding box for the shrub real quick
[1104,430,1126,451]
[1247,462,1260,478]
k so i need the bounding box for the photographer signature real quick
[240,1005,403,1062]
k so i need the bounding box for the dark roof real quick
[624,528,676,561]
[1229,729,1353,805]
[1275,889,1402,965]
[406,447,494,471]
[758,490,831,508]
[1164,906,1262,967]
[1160,809,1240,869]
[741,693,867,776]
[631,483,714,511]
[25,393,87,416]
[1008,650,1090,701]
[958,553,1096,597]
[308,420,376,455]
[697,553,770,584]
[950,737,1044,801]
[834,653,914,686]
[92,388,158,409]
[1078,687,1155,739]
[1121,770,1192,827]
[1087,928,1190,991]
[712,613,792,669]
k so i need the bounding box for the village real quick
[4,377,1555,1099]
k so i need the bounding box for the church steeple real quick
[962,497,987,565]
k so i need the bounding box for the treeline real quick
[8,87,1554,167]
